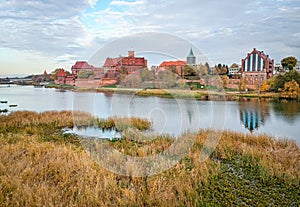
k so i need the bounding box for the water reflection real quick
[239,100,270,132]
[0,85,299,144]
[272,101,300,123]
[68,126,121,139]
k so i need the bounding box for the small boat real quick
[0,109,8,113]
[9,104,18,107]
[0,101,8,104]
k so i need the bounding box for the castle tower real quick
[187,48,196,65]
[128,51,135,58]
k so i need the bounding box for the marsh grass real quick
[96,116,151,131]
[0,111,299,206]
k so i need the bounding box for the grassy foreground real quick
[0,111,299,206]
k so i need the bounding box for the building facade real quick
[55,69,66,85]
[71,61,102,78]
[103,51,147,78]
[241,48,274,85]
[158,60,186,76]
[228,67,241,76]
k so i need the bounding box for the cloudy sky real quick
[0,0,299,75]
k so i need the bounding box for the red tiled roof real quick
[246,48,272,61]
[159,60,186,67]
[103,57,122,67]
[71,61,92,69]
[257,50,272,61]
[57,69,66,77]
[121,57,146,66]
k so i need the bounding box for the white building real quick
[274,63,283,74]
[228,67,240,75]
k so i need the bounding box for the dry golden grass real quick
[0,111,299,206]
[203,130,300,181]
[96,116,151,132]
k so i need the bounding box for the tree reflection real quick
[272,101,300,123]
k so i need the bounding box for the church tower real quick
[187,48,196,65]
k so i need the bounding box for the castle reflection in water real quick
[239,100,270,132]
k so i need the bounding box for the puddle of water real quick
[64,126,122,139]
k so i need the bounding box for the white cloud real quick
[0,0,300,74]
[87,0,99,7]
[110,0,144,6]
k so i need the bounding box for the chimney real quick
[128,51,134,58]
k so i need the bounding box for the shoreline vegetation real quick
[43,82,295,101]
[0,111,299,206]
[1,82,298,101]
[97,87,284,101]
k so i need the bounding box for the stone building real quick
[158,60,186,76]
[71,61,101,78]
[241,48,274,85]
[103,51,147,78]
[55,69,66,85]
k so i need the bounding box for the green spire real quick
[187,48,195,58]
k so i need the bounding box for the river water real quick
[0,85,299,145]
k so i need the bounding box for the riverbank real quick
[0,111,299,206]
[96,87,283,101]
[42,82,299,101]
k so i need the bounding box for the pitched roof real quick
[187,48,195,58]
[159,60,186,67]
[71,61,92,69]
[103,57,122,67]
[246,48,272,61]
[57,69,66,77]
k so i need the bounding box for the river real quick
[0,85,299,145]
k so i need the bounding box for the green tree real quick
[205,62,214,75]
[281,56,297,70]
[198,64,208,77]
[141,68,155,81]
[271,70,300,91]
[214,64,228,75]
[156,70,178,88]
[230,63,239,68]
[272,74,285,91]
[205,62,210,70]
[119,74,142,88]
[279,80,300,99]
[183,65,197,77]
[220,75,229,89]
[260,81,270,92]
[239,77,246,92]
[285,69,300,85]
[78,70,95,79]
